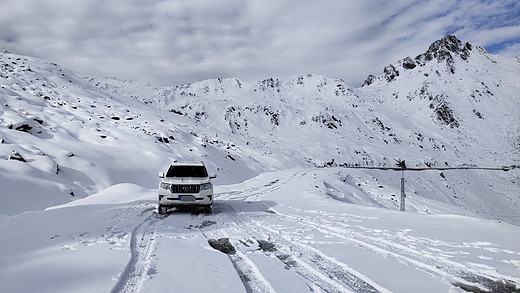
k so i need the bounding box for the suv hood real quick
[162,177,210,184]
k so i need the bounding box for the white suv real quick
[158,161,216,214]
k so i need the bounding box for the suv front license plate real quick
[179,195,196,202]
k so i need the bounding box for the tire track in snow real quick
[250,218,386,293]
[278,241,386,293]
[214,201,386,293]
[270,208,519,292]
[197,207,277,293]
[111,211,164,293]
[216,170,307,202]
[275,251,355,293]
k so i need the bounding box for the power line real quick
[331,164,518,212]
[336,165,517,172]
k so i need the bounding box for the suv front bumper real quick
[158,188,213,207]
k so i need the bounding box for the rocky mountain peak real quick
[416,34,472,66]
[363,35,474,86]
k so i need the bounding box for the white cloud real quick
[494,42,520,58]
[1,0,519,87]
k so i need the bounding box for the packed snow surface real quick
[2,171,520,293]
[1,35,519,292]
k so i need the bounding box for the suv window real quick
[166,165,208,178]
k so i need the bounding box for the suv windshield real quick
[166,165,208,178]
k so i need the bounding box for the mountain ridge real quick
[1,35,519,223]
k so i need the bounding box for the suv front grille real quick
[171,184,200,194]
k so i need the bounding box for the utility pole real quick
[400,170,406,212]
[396,160,407,212]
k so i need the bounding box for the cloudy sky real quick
[2,0,519,87]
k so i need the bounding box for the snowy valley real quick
[1,35,519,292]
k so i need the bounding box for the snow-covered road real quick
[117,170,519,293]
[1,169,519,293]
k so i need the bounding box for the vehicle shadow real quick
[165,199,277,215]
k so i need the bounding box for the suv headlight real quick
[201,182,212,190]
[160,182,171,190]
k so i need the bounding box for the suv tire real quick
[158,205,167,215]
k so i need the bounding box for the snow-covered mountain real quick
[1,35,518,219]
[1,35,520,293]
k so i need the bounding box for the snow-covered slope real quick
[2,35,517,220]
[0,53,263,215]
[1,36,519,292]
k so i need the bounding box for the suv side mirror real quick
[158,172,165,178]
[209,173,217,179]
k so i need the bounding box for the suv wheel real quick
[158,205,167,215]
[204,205,212,213]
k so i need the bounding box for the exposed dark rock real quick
[170,109,184,115]
[263,107,279,126]
[158,137,169,143]
[257,240,276,252]
[9,151,26,162]
[312,113,341,129]
[259,78,281,92]
[208,238,236,254]
[194,111,205,122]
[400,56,417,69]
[335,82,348,96]
[372,117,391,132]
[362,74,376,87]
[473,109,483,119]
[383,64,399,82]
[430,98,459,128]
[15,124,32,132]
